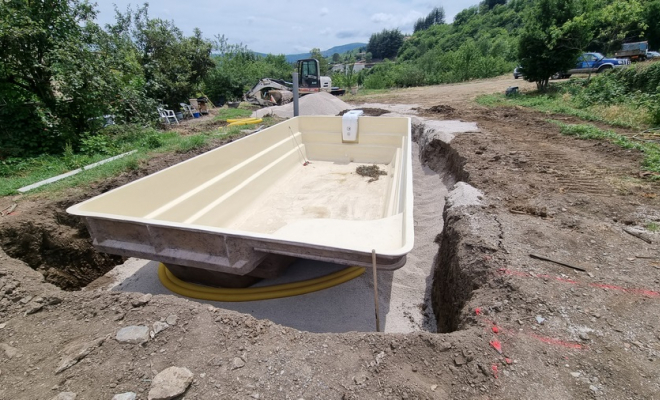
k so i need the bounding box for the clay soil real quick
[1,76,660,399]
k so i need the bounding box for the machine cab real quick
[298,59,321,93]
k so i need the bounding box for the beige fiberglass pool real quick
[68,115,413,283]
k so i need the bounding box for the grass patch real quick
[476,92,648,129]
[551,121,660,178]
[0,113,284,197]
[214,107,253,121]
[646,221,659,232]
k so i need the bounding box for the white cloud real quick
[320,7,329,16]
[320,28,331,35]
[370,10,424,31]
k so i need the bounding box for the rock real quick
[0,323,6,329]
[112,392,137,400]
[50,392,76,400]
[232,357,246,370]
[589,385,598,393]
[165,314,178,326]
[116,326,150,344]
[19,295,33,304]
[24,304,43,316]
[147,366,193,400]
[570,372,581,378]
[1,343,19,359]
[131,293,152,307]
[431,385,438,391]
[535,315,545,324]
[208,356,223,366]
[152,321,169,336]
[454,356,466,366]
[579,332,590,341]
[56,336,107,374]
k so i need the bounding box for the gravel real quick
[252,92,352,118]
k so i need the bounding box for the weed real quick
[177,134,208,152]
[214,108,253,121]
[551,121,660,177]
[645,221,659,232]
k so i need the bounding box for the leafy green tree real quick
[332,53,341,63]
[518,0,590,90]
[365,52,373,63]
[483,0,507,10]
[645,1,660,49]
[367,29,404,59]
[131,6,213,107]
[414,7,446,32]
[309,48,329,75]
[0,0,118,155]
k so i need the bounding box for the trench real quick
[0,119,487,334]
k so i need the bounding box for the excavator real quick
[244,59,345,107]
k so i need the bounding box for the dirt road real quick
[1,75,659,399]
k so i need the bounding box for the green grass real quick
[646,221,659,232]
[476,92,650,130]
[0,113,281,197]
[214,107,253,121]
[551,121,660,178]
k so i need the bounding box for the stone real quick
[50,392,76,400]
[589,385,598,393]
[131,293,152,307]
[579,332,590,341]
[24,304,43,316]
[116,326,150,344]
[112,392,137,400]
[56,336,107,374]
[152,321,169,335]
[1,343,19,359]
[454,356,466,366]
[570,372,581,378]
[165,314,178,326]
[147,367,193,400]
[0,323,6,329]
[232,357,246,370]
[208,356,223,366]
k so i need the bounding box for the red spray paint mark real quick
[491,364,499,379]
[492,326,500,334]
[505,358,512,364]
[475,307,482,315]
[529,333,585,349]
[499,268,659,299]
[490,340,503,354]
[590,283,660,298]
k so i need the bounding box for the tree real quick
[0,0,119,155]
[367,29,404,59]
[483,0,507,10]
[645,1,660,49]
[414,7,446,32]
[518,0,590,90]
[332,52,340,63]
[309,48,329,75]
[365,52,373,63]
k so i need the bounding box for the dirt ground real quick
[1,75,659,399]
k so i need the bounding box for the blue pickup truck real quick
[553,53,630,79]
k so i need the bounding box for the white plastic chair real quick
[180,103,198,119]
[157,107,179,124]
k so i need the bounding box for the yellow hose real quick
[158,263,365,302]
[227,118,262,126]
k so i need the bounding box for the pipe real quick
[158,263,365,302]
[292,72,300,117]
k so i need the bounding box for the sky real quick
[93,0,482,55]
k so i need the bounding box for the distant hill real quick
[254,43,366,63]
